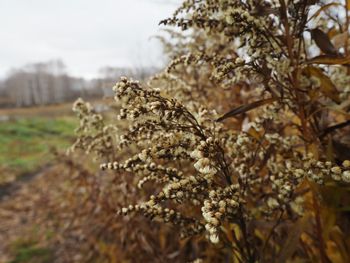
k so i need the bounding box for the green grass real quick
[10,238,53,263]
[0,116,77,182]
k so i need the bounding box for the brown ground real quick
[0,98,110,118]
[0,99,112,262]
[0,103,86,263]
[0,166,57,262]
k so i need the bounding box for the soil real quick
[0,165,56,262]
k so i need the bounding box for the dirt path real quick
[0,165,56,262]
[0,166,51,201]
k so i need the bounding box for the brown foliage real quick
[38,1,350,262]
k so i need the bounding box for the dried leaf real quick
[329,227,350,263]
[303,66,340,103]
[247,127,261,140]
[333,140,350,161]
[138,233,154,254]
[321,207,336,240]
[325,100,350,116]
[216,98,276,122]
[327,27,338,39]
[310,28,338,55]
[332,32,349,50]
[276,214,311,262]
[308,142,320,160]
[306,55,350,65]
[251,6,279,16]
[320,120,350,138]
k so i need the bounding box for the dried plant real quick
[68,0,350,262]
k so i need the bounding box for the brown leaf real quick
[333,140,350,161]
[276,214,311,262]
[321,206,337,240]
[327,27,338,39]
[138,233,154,254]
[306,55,350,65]
[250,3,279,16]
[332,32,349,50]
[329,227,350,263]
[303,66,341,103]
[320,120,350,138]
[216,98,276,122]
[310,28,338,55]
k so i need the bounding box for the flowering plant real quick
[70,0,350,262]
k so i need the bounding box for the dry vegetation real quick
[3,0,350,262]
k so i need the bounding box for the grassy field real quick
[0,102,82,262]
[0,104,78,185]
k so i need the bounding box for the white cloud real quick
[0,0,179,79]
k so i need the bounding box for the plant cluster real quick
[68,0,350,262]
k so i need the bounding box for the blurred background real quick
[0,1,178,261]
[0,0,177,182]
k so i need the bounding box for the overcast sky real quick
[0,0,179,79]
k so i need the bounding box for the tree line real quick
[0,59,158,108]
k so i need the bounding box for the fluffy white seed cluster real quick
[194,157,217,175]
[224,7,266,35]
[202,185,240,244]
[102,78,232,239]
[70,98,116,159]
[72,75,350,247]
[65,0,350,259]
[119,199,204,238]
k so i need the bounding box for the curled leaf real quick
[306,55,350,65]
[216,98,276,122]
[319,120,350,138]
[303,66,341,103]
[310,28,338,55]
